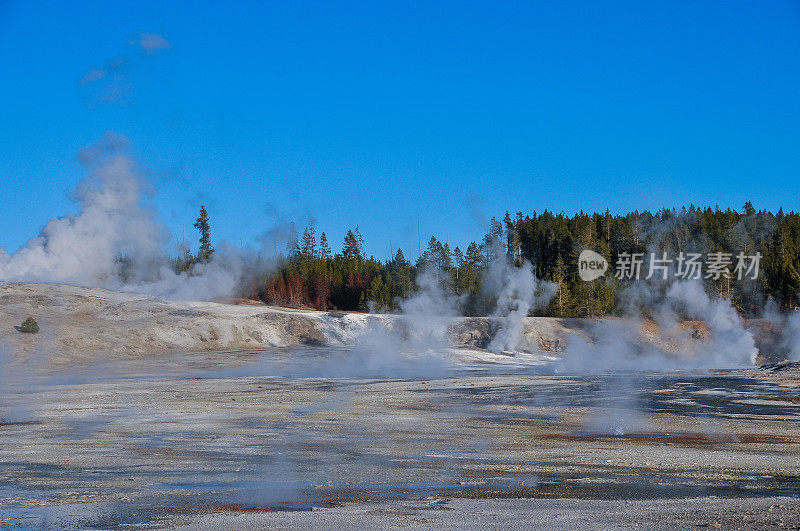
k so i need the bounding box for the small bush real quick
[20,316,39,334]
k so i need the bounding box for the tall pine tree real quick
[194,205,214,261]
[319,232,332,259]
[300,223,317,259]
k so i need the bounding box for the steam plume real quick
[485,259,557,353]
[558,280,758,372]
[0,133,163,285]
[0,133,256,301]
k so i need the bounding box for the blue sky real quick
[1,1,799,260]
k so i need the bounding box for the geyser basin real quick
[0,349,798,527]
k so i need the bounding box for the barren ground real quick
[0,283,583,362]
[0,283,798,528]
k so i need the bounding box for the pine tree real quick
[300,223,317,259]
[451,246,464,292]
[481,216,504,263]
[355,226,365,256]
[441,242,453,270]
[463,241,484,304]
[553,255,567,316]
[194,205,214,261]
[421,236,438,268]
[465,241,482,269]
[343,228,363,260]
[319,232,332,259]
[453,246,464,269]
[388,248,413,300]
[392,248,407,266]
[503,211,520,261]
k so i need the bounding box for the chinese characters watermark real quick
[578,250,761,282]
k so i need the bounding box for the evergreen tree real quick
[319,232,332,259]
[451,246,464,285]
[300,223,317,259]
[481,216,504,264]
[453,246,464,270]
[343,228,363,260]
[391,247,407,266]
[388,248,413,299]
[462,241,484,312]
[355,225,365,254]
[503,211,521,261]
[442,242,453,270]
[194,205,214,261]
[465,241,483,270]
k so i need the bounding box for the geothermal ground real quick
[0,284,799,528]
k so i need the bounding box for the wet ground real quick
[0,348,799,528]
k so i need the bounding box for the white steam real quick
[337,269,461,378]
[485,259,557,353]
[221,269,462,379]
[396,268,462,348]
[558,280,758,372]
[0,133,163,285]
[666,281,757,367]
[0,133,253,301]
[784,313,800,361]
[762,301,800,362]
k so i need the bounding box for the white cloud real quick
[134,33,171,54]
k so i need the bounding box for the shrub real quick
[20,316,39,334]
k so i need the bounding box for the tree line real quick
[180,202,800,317]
